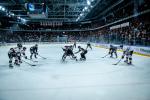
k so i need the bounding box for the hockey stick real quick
[22,60,36,66]
[38,54,47,59]
[113,58,122,65]
[26,58,38,62]
[21,56,38,62]
[101,54,109,58]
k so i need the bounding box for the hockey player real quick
[8,48,16,68]
[8,43,23,67]
[109,45,118,58]
[73,41,76,48]
[102,44,123,58]
[14,43,23,65]
[121,46,134,65]
[86,42,92,50]
[30,44,38,59]
[62,45,77,61]
[69,45,74,51]
[108,45,123,58]
[21,47,27,59]
[75,46,88,61]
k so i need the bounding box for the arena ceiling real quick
[0,0,121,23]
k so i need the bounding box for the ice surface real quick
[0,44,150,100]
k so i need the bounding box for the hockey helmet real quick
[23,47,26,50]
[120,45,123,49]
[35,44,38,47]
[17,43,22,48]
[126,47,131,51]
[10,48,14,51]
[110,45,113,48]
[78,46,81,48]
[70,45,73,47]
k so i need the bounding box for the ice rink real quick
[0,43,150,100]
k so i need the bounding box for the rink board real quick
[1,42,150,57]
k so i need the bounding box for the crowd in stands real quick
[0,19,149,46]
[0,0,149,46]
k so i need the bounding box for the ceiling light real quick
[84,7,88,10]
[21,18,27,24]
[18,16,21,19]
[80,13,83,16]
[11,13,15,16]
[1,7,5,11]
[87,0,91,5]
[76,17,80,21]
